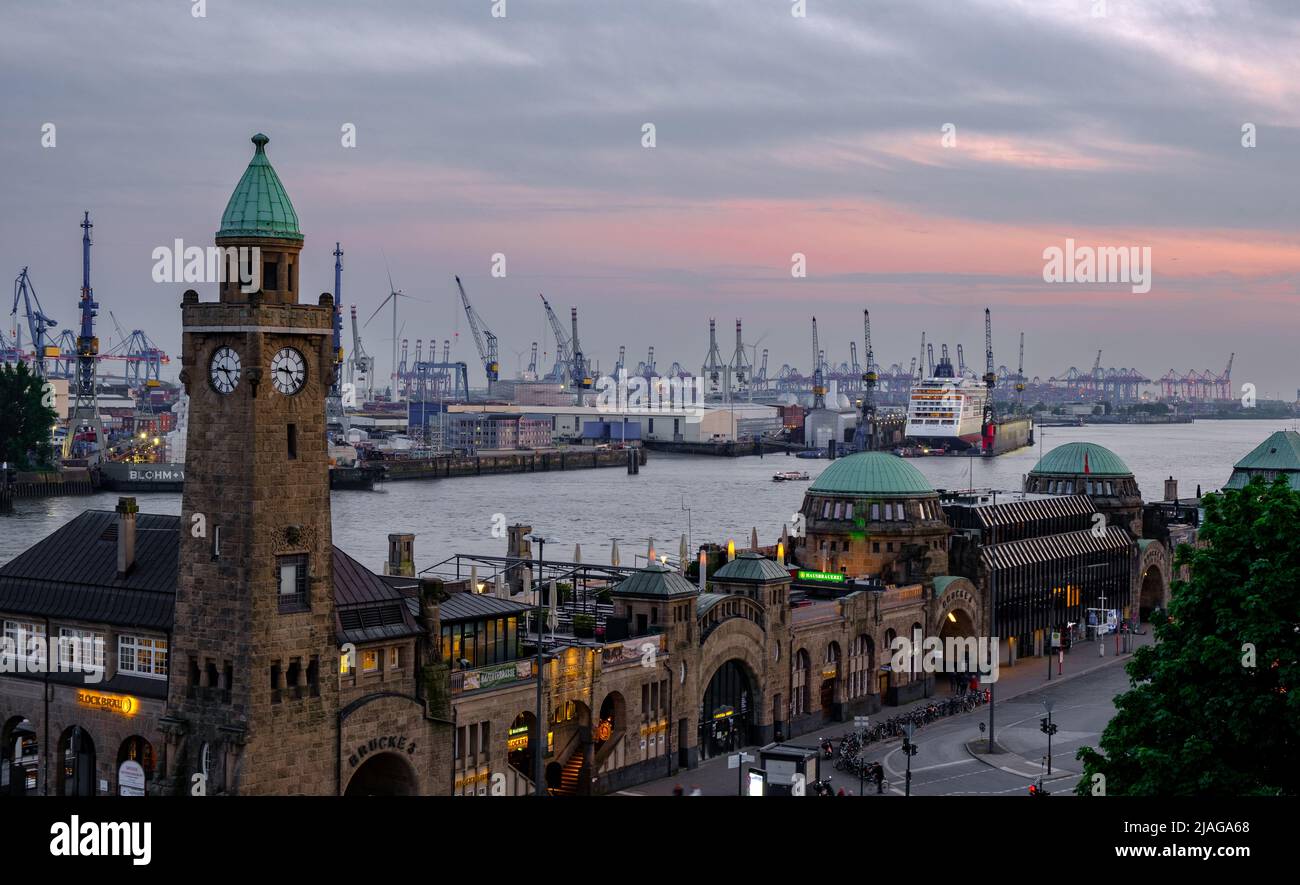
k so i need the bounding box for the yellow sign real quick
[77,689,138,717]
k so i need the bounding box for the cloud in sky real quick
[0,0,1296,395]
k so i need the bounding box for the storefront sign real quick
[796,570,845,584]
[462,659,532,692]
[118,760,145,797]
[77,689,137,716]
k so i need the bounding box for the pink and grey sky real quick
[1,0,1297,394]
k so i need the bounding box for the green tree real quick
[0,362,58,468]
[1076,476,1300,796]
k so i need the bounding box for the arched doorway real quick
[939,606,979,690]
[820,642,841,721]
[507,711,539,785]
[1138,566,1164,622]
[57,726,96,796]
[116,736,155,796]
[698,659,755,760]
[345,751,419,796]
[1,716,39,796]
[549,700,592,796]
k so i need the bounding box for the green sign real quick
[797,570,845,583]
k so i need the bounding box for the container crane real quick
[326,244,347,432]
[811,317,826,409]
[728,318,752,398]
[347,305,375,402]
[454,276,499,389]
[1015,331,1026,408]
[11,267,57,377]
[980,307,997,455]
[702,318,725,396]
[539,294,572,384]
[852,309,877,451]
[527,341,538,379]
[569,307,591,389]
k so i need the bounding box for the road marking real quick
[913,758,977,773]
[616,790,645,796]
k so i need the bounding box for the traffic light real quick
[1040,717,1048,733]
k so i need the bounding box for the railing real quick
[449,658,535,694]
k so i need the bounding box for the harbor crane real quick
[454,275,500,389]
[526,341,538,379]
[11,266,56,377]
[980,307,997,455]
[569,307,591,389]
[916,332,927,381]
[325,244,347,431]
[63,211,106,461]
[539,294,572,384]
[702,318,725,396]
[347,305,375,402]
[728,318,752,398]
[1015,331,1026,408]
[852,309,878,452]
[811,316,827,409]
[614,344,626,378]
[367,262,425,400]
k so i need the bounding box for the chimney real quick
[1163,476,1178,502]
[385,533,414,577]
[116,497,139,577]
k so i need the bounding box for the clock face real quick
[270,346,307,395]
[209,346,241,394]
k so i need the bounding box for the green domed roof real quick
[610,563,698,599]
[1029,441,1131,477]
[713,552,791,583]
[809,452,934,497]
[216,134,303,241]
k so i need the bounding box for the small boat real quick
[795,449,823,460]
[772,470,811,482]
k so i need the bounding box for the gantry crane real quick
[347,304,375,402]
[539,294,572,384]
[811,317,826,409]
[455,276,500,388]
[569,307,591,389]
[1015,331,1026,409]
[980,307,997,455]
[852,309,878,451]
[11,266,56,377]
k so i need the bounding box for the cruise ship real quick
[904,360,989,449]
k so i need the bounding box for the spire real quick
[1083,450,1091,474]
[217,133,303,241]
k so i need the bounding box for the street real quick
[626,637,1141,797]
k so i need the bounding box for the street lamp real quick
[902,722,918,796]
[526,533,547,797]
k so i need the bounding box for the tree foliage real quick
[1077,476,1300,795]
[0,362,58,468]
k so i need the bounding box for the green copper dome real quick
[610,563,698,599]
[216,133,303,241]
[1029,441,1131,477]
[713,552,792,583]
[809,452,934,497]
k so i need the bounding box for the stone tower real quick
[166,133,338,795]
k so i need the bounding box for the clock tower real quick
[166,133,339,795]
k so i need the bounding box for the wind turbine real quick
[365,254,426,401]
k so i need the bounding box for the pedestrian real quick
[689,785,702,796]
[672,784,684,796]
[837,787,846,797]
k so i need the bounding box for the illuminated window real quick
[119,635,168,678]
[362,649,379,672]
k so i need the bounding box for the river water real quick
[2,419,1292,574]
